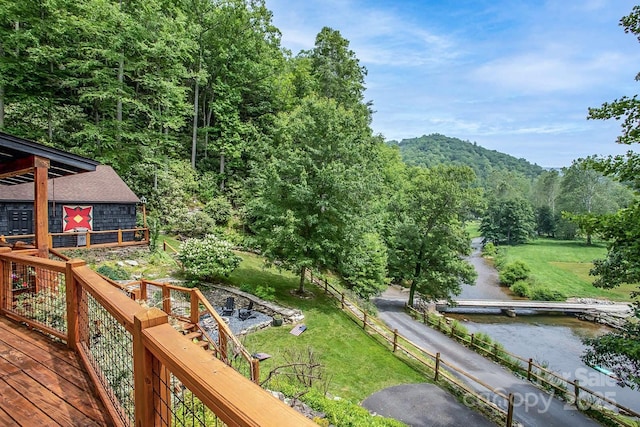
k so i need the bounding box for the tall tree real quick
[305,27,367,109]
[248,96,379,293]
[580,5,640,389]
[480,198,536,245]
[558,157,633,244]
[386,165,481,306]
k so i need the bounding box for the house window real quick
[7,209,32,235]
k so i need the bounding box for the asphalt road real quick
[371,291,602,427]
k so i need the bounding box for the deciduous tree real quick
[581,5,640,389]
[386,165,481,306]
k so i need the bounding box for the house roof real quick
[0,165,140,203]
[0,131,99,185]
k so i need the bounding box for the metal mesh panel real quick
[10,261,67,335]
[169,288,191,319]
[79,290,135,426]
[152,361,225,427]
[145,284,165,311]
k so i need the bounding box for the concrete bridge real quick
[436,299,632,317]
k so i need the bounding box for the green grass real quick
[229,252,425,402]
[499,238,636,301]
[465,220,482,239]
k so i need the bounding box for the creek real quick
[453,238,640,413]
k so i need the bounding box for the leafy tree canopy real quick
[581,5,640,389]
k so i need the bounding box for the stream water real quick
[454,239,640,413]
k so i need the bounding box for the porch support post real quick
[33,156,50,257]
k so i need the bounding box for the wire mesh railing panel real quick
[79,290,135,426]
[152,360,226,427]
[145,284,166,311]
[169,288,191,319]
[10,260,67,335]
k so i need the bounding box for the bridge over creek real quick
[436,299,632,317]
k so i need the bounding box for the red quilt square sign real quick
[63,205,93,232]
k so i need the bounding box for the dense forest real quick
[392,134,544,185]
[1,0,638,316]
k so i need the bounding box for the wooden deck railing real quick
[1,227,149,250]
[0,248,314,427]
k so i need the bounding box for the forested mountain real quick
[392,134,545,183]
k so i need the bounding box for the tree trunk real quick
[191,77,199,168]
[220,152,225,191]
[298,266,306,294]
[0,42,4,129]
[117,0,123,142]
[408,281,416,308]
[117,53,123,140]
[205,104,212,159]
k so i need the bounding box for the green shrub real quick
[499,260,530,286]
[482,242,497,257]
[168,210,215,239]
[510,280,530,297]
[239,283,253,293]
[96,264,130,281]
[254,285,276,301]
[204,196,233,225]
[529,286,566,301]
[178,234,241,281]
[302,389,405,427]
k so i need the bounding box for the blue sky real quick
[264,0,640,167]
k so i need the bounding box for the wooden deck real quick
[0,316,112,426]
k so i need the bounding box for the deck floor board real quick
[0,316,112,426]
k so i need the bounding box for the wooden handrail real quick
[72,264,143,333]
[143,322,314,426]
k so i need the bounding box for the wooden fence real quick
[1,227,149,250]
[0,248,314,426]
[406,305,640,426]
[312,277,515,427]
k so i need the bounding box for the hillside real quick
[391,134,544,182]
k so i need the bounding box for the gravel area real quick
[199,308,273,341]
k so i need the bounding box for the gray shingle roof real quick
[0,165,139,203]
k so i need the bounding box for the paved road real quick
[363,383,496,427]
[372,290,602,427]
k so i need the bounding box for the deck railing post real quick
[65,258,86,351]
[434,352,441,381]
[527,358,533,381]
[251,358,260,384]
[190,289,199,325]
[162,286,171,314]
[85,231,91,248]
[0,248,12,313]
[117,229,122,246]
[574,379,581,410]
[133,308,169,427]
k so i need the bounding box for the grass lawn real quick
[228,252,425,402]
[465,220,481,239]
[499,238,636,301]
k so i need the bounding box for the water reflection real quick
[452,313,640,413]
